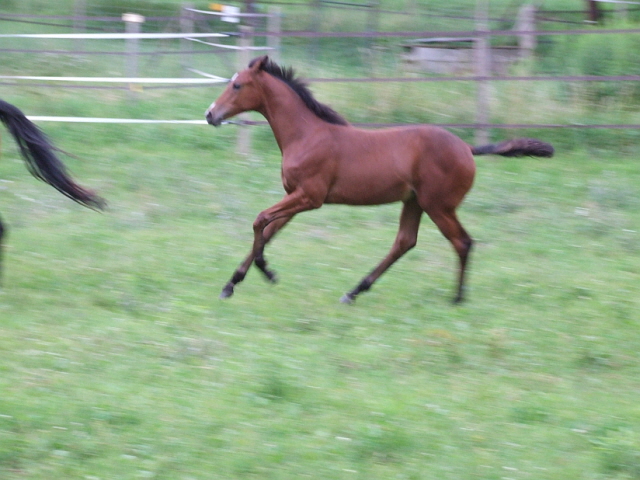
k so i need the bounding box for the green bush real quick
[540,25,640,102]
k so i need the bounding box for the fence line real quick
[0,7,617,25]
[24,116,640,130]
[3,10,640,147]
[186,37,271,51]
[184,8,273,18]
[3,73,639,87]
[0,48,233,56]
[310,74,640,83]
[0,75,227,84]
[250,27,640,38]
[0,82,214,90]
[27,116,208,124]
[4,16,640,39]
[0,13,175,21]
[0,32,228,39]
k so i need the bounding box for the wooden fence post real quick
[237,25,253,156]
[122,13,145,97]
[267,6,282,63]
[366,1,380,50]
[515,4,537,60]
[74,0,86,52]
[474,0,490,146]
[180,3,195,75]
[310,0,323,60]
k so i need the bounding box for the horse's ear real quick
[249,55,269,71]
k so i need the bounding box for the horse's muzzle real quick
[205,111,222,127]
[205,102,223,127]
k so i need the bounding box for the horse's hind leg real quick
[341,196,423,304]
[424,207,473,303]
[220,216,290,299]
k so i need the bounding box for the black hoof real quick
[264,270,278,284]
[220,283,235,299]
[255,257,278,284]
[340,293,355,304]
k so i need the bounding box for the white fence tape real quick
[0,32,228,40]
[186,37,271,51]
[2,31,239,125]
[27,116,208,124]
[0,75,228,84]
[187,68,228,80]
[185,8,273,18]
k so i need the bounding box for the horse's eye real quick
[232,83,241,91]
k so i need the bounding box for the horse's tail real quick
[0,99,105,210]
[470,138,554,158]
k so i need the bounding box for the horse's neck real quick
[259,77,324,151]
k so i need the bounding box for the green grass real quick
[2,1,640,479]
[1,118,639,479]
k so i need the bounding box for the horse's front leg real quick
[219,217,289,299]
[252,216,289,282]
[220,189,321,299]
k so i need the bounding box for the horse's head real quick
[205,55,269,127]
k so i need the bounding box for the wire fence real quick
[1,5,639,133]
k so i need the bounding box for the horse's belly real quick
[325,178,412,205]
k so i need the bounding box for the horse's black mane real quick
[250,57,349,126]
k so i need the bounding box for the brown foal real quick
[206,56,553,303]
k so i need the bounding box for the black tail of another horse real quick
[0,99,105,210]
[471,138,554,158]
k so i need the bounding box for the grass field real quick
[1,117,639,479]
[2,1,640,479]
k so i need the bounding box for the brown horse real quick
[206,56,553,303]
[0,99,105,276]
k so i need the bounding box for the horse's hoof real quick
[265,270,278,284]
[220,284,235,299]
[340,293,355,305]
